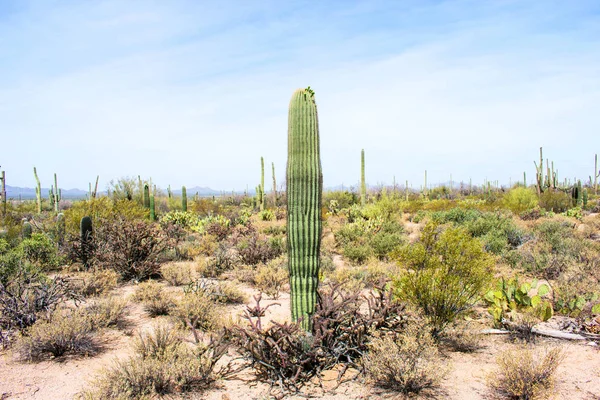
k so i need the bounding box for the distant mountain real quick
[5,185,89,199]
[3,185,225,199]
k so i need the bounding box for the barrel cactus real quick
[286,87,323,331]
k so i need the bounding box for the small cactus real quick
[149,194,156,221]
[182,186,187,211]
[22,220,32,239]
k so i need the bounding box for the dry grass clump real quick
[77,269,120,297]
[14,310,100,361]
[363,318,449,395]
[487,346,565,400]
[81,324,229,399]
[185,278,247,304]
[254,257,288,299]
[133,281,174,317]
[84,296,129,329]
[441,322,484,353]
[172,292,222,338]
[160,261,195,286]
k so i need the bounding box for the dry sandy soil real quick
[2,278,599,400]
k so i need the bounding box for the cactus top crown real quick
[295,87,315,102]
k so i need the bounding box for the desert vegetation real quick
[1,89,599,399]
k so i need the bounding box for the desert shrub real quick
[184,279,247,304]
[160,262,194,286]
[160,210,199,229]
[95,218,172,280]
[84,297,129,330]
[324,190,358,210]
[393,222,494,337]
[334,223,364,247]
[539,190,572,213]
[204,243,239,276]
[262,224,286,236]
[487,347,564,400]
[236,233,282,266]
[14,310,99,361]
[19,233,61,269]
[77,269,120,297]
[429,207,481,225]
[464,212,524,254]
[363,318,448,394]
[173,291,221,334]
[441,322,483,353]
[133,323,181,360]
[343,243,372,265]
[259,209,275,221]
[230,284,408,394]
[255,256,288,299]
[369,231,404,260]
[503,187,539,214]
[0,270,80,339]
[133,281,174,317]
[195,233,218,256]
[0,246,29,286]
[83,326,229,399]
[63,197,148,235]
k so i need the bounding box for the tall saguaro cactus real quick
[594,154,599,195]
[53,173,60,212]
[360,149,366,206]
[182,186,187,212]
[260,157,265,211]
[80,216,93,269]
[33,167,42,213]
[149,194,156,221]
[143,184,150,208]
[286,87,323,331]
[1,170,6,215]
[272,162,277,207]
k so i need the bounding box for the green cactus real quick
[260,157,265,211]
[523,171,526,187]
[143,184,150,208]
[80,216,93,269]
[533,147,544,195]
[53,173,60,212]
[360,149,366,206]
[167,185,172,199]
[149,194,156,221]
[33,167,42,214]
[0,170,5,215]
[583,188,588,208]
[272,162,277,207]
[286,87,323,331]
[182,186,187,212]
[423,170,428,199]
[595,154,599,195]
[56,213,65,245]
[484,277,553,325]
[22,220,32,239]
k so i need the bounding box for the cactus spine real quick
[149,194,156,221]
[182,186,187,211]
[360,149,366,206]
[33,167,42,213]
[272,162,277,207]
[286,87,322,331]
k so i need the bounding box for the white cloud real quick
[0,0,598,190]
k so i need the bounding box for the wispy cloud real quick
[1,0,599,190]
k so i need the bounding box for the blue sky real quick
[1,0,599,191]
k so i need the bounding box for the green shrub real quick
[343,243,372,265]
[63,197,148,235]
[259,209,275,221]
[255,257,288,299]
[369,231,404,260]
[20,233,60,269]
[393,222,493,337]
[539,190,571,213]
[503,187,538,214]
[160,211,199,229]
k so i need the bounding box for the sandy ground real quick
[2,270,600,399]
